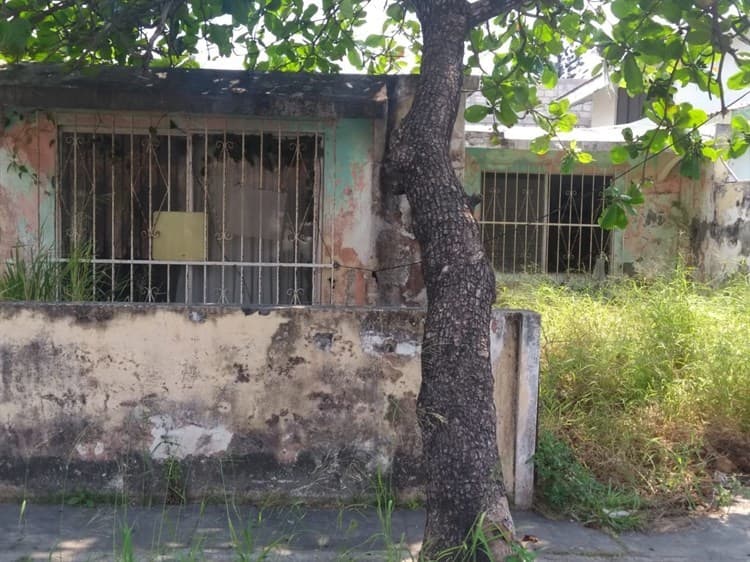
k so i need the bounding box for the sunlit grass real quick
[499,269,750,523]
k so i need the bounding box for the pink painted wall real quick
[0,111,56,259]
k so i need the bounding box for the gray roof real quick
[0,64,413,119]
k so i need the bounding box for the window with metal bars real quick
[480,171,612,274]
[57,124,324,305]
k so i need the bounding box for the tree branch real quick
[467,0,517,26]
[143,0,176,67]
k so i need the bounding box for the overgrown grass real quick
[498,269,750,525]
[0,243,101,301]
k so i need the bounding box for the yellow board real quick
[152,212,206,261]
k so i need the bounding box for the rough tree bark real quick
[385,1,515,559]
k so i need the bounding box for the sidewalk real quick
[1,496,748,561]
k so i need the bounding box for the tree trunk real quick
[385,2,515,560]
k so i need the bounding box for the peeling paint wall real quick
[0,110,55,258]
[0,304,539,508]
[0,108,387,306]
[615,154,696,277]
[325,118,380,305]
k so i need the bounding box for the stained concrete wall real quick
[0,304,539,508]
[691,158,750,279]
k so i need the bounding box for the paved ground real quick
[0,496,748,561]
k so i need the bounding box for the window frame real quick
[53,112,329,306]
[479,167,613,275]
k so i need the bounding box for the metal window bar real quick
[239,129,245,306]
[55,114,328,306]
[202,124,208,304]
[257,125,264,303]
[275,129,282,306]
[479,170,612,274]
[110,118,116,301]
[35,111,42,252]
[129,118,135,301]
[166,126,171,303]
[91,129,96,300]
[185,132,193,303]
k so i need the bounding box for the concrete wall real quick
[0,304,539,508]
[691,159,750,279]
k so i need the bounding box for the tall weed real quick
[499,271,750,515]
[0,243,102,301]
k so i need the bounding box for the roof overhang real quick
[0,64,411,119]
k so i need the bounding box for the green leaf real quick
[679,155,701,179]
[346,47,362,68]
[530,135,551,155]
[0,18,32,56]
[611,0,635,19]
[625,182,645,205]
[623,54,643,94]
[340,0,354,19]
[559,14,579,36]
[701,145,719,161]
[512,85,530,107]
[686,26,711,44]
[364,34,385,48]
[542,66,558,89]
[598,204,628,230]
[731,114,749,130]
[560,152,576,174]
[497,100,518,127]
[660,0,683,22]
[549,99,569,117]
[576,151,594,164]
[729,137,749,158]
[645,129,669,153]
[610,145,629,164]
[728,69,750,90]
[533,20,554,43]
[663,38,683,61]
[464,105,490,123]
[385,3,404,20]
[557,112,578,132]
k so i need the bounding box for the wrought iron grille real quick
[56,115,328,305]
[480,169,612,274]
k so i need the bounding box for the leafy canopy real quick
[2,0,750,228]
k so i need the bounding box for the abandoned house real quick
[0,65,539,509]
[1,62,746,509]
[466,75,750,279]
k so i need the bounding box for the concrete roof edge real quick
[0,64,421,119]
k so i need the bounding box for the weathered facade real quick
[0,65,424,307]
[465,84,750,281]
[465,133,701,278]
[0,65,540,508]
[0,304,539,508]
[691,123,750,276]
